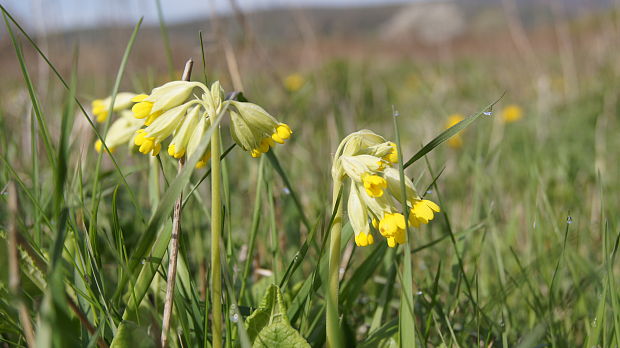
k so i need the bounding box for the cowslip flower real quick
[332,130,439,248]
[131,81,204,126]
[500,104,522,123]
[445,113,464,148]
[128,80,291,166]
[283,73,305,92]
[134,102,198,156]
[91,92,137,123]
[229,101,292,158]
[94,110,144,153]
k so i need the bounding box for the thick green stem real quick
[211,126,223,348]
[327,179,343,348]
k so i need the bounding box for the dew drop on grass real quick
[592,318,597,327]
[230,304,239,323]
[483,111,492,116]
[426,189,433,195]
[416,291,423,296]
[567,216,573,224]
[282,187,290,195]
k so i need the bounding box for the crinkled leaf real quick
[253,321,311,348]
[246,284,309,347]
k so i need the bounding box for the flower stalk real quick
[327,179,344,348]
[211,120,223,348]
[161,59,194,348]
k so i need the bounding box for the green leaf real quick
[246,284,310,347]
[253,321,311,348]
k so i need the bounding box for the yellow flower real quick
[409,199,441,227]
[186,115,211,168]
[94,110,144,153]
[132,81,205,125]
[283,73,305,92]
[167,106,202,159]
[333,129,440,248]
[127,79,291,164]
[332,130,392,180]
[445,113,464,148]
[272,123,292,144]
[383,142,398,164]
[91,92,137,123]
[501,104,522,123]
[134,102,195,156]
[362,174,387,198]
[229,101,292,158]
[348,183,374,247]
[378,213,407,248]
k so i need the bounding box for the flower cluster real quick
[91,80,292,166]
[333,130,440,248]
[91,93,144,153]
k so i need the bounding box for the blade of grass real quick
[89,18,143,263]
[239,157,265,303]
[404,94,504,168]
[265,151,311,231]
[0,6,147,226]
[155,0,175,80]
[3,13,56,168]
[392,106,416,348]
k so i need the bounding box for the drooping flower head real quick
[332,130,440,248]
[229,101,292,158]
[127,80,291,166]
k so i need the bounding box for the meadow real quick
[1,3,620,347]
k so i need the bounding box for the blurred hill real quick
[0,0,615,89]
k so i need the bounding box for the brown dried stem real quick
[160,58,193,348]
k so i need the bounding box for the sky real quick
[3,0,414,32]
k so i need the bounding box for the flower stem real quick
[327,179,344,348]
[211,125,223,348]
[160,59,193,348]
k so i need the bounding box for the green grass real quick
[1,5,620,348]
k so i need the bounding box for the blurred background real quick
[2,0,619,215]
